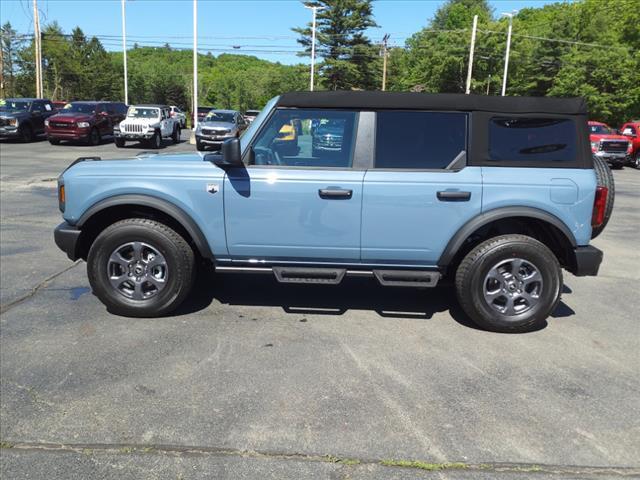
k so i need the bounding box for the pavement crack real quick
[0,261,81,315]
[0,441,638,477]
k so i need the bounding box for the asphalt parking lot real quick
[1,135,639,479]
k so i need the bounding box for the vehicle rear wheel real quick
[115,138,125,148]
[591,155,615,239]
[172,126,180,144]
[48,138,61,146]
[455,234,562,333]
[87,218,195,317]
[20,124,34,142]
[87,127,100,146]
[150,130,162,149]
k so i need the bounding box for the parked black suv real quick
[0,98,57,142]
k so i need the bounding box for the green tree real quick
[293,0,379,90]
[1,22,22,97]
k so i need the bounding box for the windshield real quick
[0,100,31,112]
[64,103,97,114]
[127,107,160,119]
[205,111,235,123]
[590,124,612,134]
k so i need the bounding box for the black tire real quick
[196,139,206,151]
[634,152,640,169]
[150,130,162,149]
[87,218,195,317]
[48,138,61,145]
[591,155,615,239]
[87,127,100,146]
[20,124,34,142]
[115,138,125,148]
[172,126,180,144]
[455,234,562,333]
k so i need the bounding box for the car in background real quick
[196,106,214,123]
[619,121,640,169]
[52,100,68,110]
[195,109,247,151]
[0,98,56,142]
[169,105,187,129]
[114,104,181,149]
[46,101,127,145]
[244,109,261,124]
[312,118,345,157]
[588,120,632,169]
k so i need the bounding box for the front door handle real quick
[437,190,471,201]
[319,188,353,199]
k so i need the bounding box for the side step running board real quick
[273,267,346,285]
[373,270,440,288]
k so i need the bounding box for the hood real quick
[590,133,629,142]
[121,117,160,125]
[316,125,343,135]
[50,112,93,122]
[200,121,235,129]
[0,110,30,119]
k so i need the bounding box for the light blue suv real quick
[54,92,610,332]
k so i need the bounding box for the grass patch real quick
[324,454,361,466]
[0,442,14,449]
[381,459,468,471]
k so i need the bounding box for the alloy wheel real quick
[107,241,168,300]
[483,257,543,316]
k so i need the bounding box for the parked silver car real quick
[195,109,247,151]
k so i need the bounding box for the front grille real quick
[202,128,228,136]
[601,141,629,153]
[123,124,143,133]
[51,122,72,128]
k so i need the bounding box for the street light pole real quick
[465,15,478,95]
[33,0,43,97]
[501,11,516,97]
[381,33,390,91]
[305,5,325,92]
[193,0,198,130]
[121,0,128,105]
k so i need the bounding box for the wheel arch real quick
[438,207,577,272]
[76,194,214,261]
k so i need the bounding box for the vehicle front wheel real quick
[634,152,640,169]
[455,234,562,333]
[150,130,162,149]
[115,138,125,148]
[20,124,34,142]
[87,127,100,146]
[196,139,206,151]
[87,218,195,317]
[48,138,61,145]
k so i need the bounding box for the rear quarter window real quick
[489,117,577,162]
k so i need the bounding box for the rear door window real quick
[375,111,467,169]
[489,117,577,162]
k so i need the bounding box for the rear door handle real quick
[319,188,353,199]
[437,190,471,201]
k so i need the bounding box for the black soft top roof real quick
[277,91,587,115]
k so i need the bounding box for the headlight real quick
[44,119,49,126]
[590,141,598,151]
[9,118,17,126]
[77,121,90,128]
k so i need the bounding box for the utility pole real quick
[465,15,478,95]
[121,0,128,104]
[381,33,390,91]
[501,11,516,97]
[0,31,4,98]
[33,0,43,97]
[193,0,198,129]
[305,4,325,92]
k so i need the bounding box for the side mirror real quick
[213,137,243,167]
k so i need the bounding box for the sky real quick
[1,0,566,64]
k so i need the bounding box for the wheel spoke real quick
[146,275,165,290]
[108,251,129,269]
[131,281,144,300]
[146,253,166,269]
[109,275,127,290]
[131,242,143,261]
[522,270,540,286]
[504,296,516,316]
[485,290,504,302]
[510,258,524,278]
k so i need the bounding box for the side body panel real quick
[223,167,365,261]
[361,167,483,265]
[481,167,596,245]
[62,157,228,256]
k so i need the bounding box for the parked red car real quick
[619,121,640,169]
[45,101,127,145]
[588,121,632,169]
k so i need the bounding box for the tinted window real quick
[375,111,466,169]
[490,117,576,162]
[251,109,357,168]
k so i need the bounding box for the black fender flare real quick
[438,206,577,268]
[77,194,214,260]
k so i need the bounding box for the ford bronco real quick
[54,92,610,333]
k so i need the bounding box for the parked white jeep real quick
[114,104,181,149]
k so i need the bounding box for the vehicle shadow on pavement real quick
[175,269,576,331]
